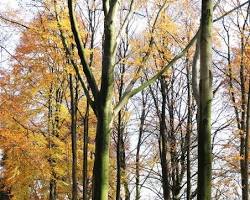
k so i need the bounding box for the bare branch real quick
[0,15,29,29]
[113,31,199,116]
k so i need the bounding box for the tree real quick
[67,0,197,198]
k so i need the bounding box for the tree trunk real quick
[48,84,57,200]
[121,137,130,200]
[91,0,118,198]
[83,100,89,200]
[49,179,57,200]
[116,59,130,200]
[116,112,130,200]
[116,110,122,200]
[239,34,248,200]
[197,0,213,199]
[159,78,171,200]
[92,17,117,197]
[244,79,250,200]
[135,91,146,200]
[186,58,192,200]
[116,63,125,200]
[166,73,180,200]
[92,107,113,200]
[70,74,78,200]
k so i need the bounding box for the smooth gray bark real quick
[197,0,213,199]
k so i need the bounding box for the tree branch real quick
[68,0,99,102]
[113,31,198,116]
[54,1,97,115]
[213,0,249,23]
[122,1,168,96]
[0,15,29,29]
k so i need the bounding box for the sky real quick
[0,0,18,10]
[0,0,25,71]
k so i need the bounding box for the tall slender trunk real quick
[166,72,179,200]
[116,64,125,200]
[240,5,250,198]
[244,79,250,200]
[197,0,213,199]
[239,35,248,200]
[186,59,192,200]
[116,65,130,200]
[135,91,146,200]
[70,75,78,200]
[116,110,122,200]
[159,78,170,200]
[83,100,89,200]
[121,136,130,200]
[48,84,57,200]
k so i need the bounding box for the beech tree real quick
[66,0,197,199]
